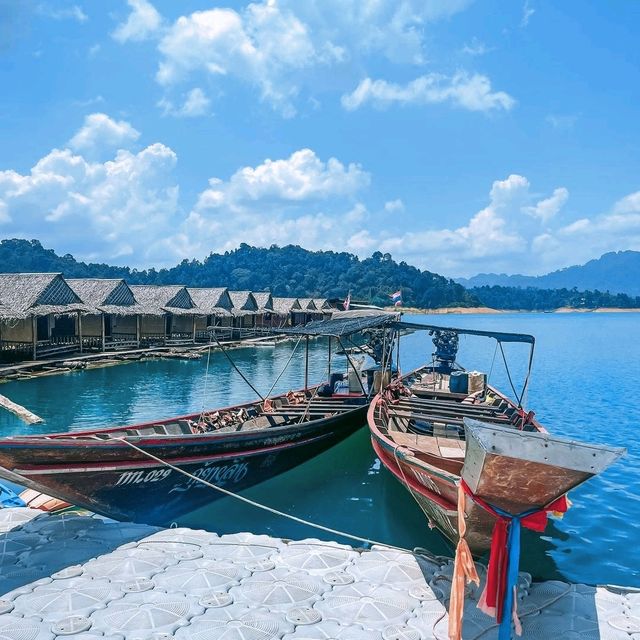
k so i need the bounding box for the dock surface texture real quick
[0,507,638,640]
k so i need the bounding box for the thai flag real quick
[390,290,402,306]
[343,291,351,311]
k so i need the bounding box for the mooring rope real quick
[116,437,411,553]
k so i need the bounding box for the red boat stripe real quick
[15,433,330,476]
[371,438,457,512]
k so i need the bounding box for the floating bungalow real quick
[313,298,333,319]
[252,291,287,330]
[128,285,200,345]
[228,291,260,336]
[0,272,338,363]
[272,297,303,327]
[186,287,234,341]
[0,273,92,360]
[295,298,324,325]
[67,279,144,350]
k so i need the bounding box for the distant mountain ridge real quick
[457,251,640,296]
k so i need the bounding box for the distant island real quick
[0,239,639,312]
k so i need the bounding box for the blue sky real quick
[0,0,639,277]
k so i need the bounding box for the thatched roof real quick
[252,292,274,312]
[229,291,259,315]
[297,298,319,311]
[67,278,144,316]
[0,273,92,318]
[272,297,301,315]
[129,285,199,316]
[187,288,232,316]
[313,298,331,310]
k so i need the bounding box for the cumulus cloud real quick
[0,143,180,264]
[68,113,140,155]
[194,148,369,207]
[180,148,371,256]
[158,88,211,118]
[385,199,405,213]
[114,0,476,116]
[156,4,319,116]
[341,73,515,112]
[524,187,568,223]
[112,0,162,43]
[361,174,572,276]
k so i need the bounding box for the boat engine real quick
[429,329,459,373]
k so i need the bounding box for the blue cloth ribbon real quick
[491,504,539,640]
[0,483,26,508]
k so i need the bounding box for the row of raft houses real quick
[0,273,335,362]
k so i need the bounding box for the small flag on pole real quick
[343,291,351,311]
[389,290,402,307]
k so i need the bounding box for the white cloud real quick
[0,142,180,265]
[179,148,371,258]
[341,73,515,112]
[357,174,575,276]
[461,37,492,56]
[524,187,569,223]
[156,4,319,116]
[112,0,162,43]
[68,113,140,155]
[546,114,578,130]
[613,191,640,214]
[195,149,369,207]
[114,0,475,116]
[521,0,535,27]
[384,199,405,213]
[158,88,211,118]
[36,4,88,23]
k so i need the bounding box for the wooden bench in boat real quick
[395,398,509,418]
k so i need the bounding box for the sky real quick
[0,0,639,277]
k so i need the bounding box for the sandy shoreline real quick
[385,306,640,314]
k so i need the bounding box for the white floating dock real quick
[0,506,638,639]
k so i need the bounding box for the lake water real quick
[0,312,638,587]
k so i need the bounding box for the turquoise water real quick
[0,313,638,586]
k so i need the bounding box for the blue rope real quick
[0,483,26,508]
[490,504,539,640]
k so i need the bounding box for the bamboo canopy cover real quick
[0,273,92,319]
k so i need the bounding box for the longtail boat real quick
[0,322,379,525]
[364,319,624,553]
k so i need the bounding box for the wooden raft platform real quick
[0,506,637,639]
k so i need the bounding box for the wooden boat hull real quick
[0,399,367,526]
[368,373,624,553]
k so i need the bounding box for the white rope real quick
[117,437,411,553]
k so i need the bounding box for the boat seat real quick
[163,422,188,435]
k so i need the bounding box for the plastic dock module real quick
[1,507,640,640]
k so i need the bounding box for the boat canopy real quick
[282,310,534,344]
[392,320,535,345]
[281,310,399,337]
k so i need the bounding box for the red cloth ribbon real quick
[460,479,569,622]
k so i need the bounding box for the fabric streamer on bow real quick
[450,479,569,640]
[448,482,480,640]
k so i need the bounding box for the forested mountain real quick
[470,285,640,310]
[458,251,640,296]
[0,239,478,309]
